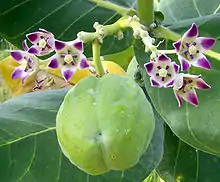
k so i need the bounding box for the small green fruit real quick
[56,75,155,175]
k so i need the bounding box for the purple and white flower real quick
[173,73,211,107]
[144,54,179,88]
[173,23,215,71]
[47,39,89,82]
[11,50,39,83]
[26,28,55,56]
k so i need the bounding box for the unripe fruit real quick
[56,75,155,175]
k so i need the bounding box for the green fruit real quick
[56,74,155,175]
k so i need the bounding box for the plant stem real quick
[92,39,105,77]
[158,49,176,54]
[89,0,135,15]
[137,0,154,26]
[153,26,181,41]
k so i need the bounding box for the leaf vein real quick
[0,127,56,147]
[3,0,75,39]
[57,4,98,39]
[16,136,36,182]
[192,0,202,17]
[213,4,220,14]
[56,150,62,182]
[0,0,32,16]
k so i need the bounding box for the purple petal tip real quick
[144,62,154,75]
[11,51,23,61]
[186,23,198,38]
[55,40,66,50]
[79,58,89,69]
[48,58,59,69]
[63,70,74,82]
[173,40,181,52]
[73,41,83,51]
[197,57,211,70]
[158,54,170,61]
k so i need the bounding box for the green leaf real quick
[103,46,134,70]
[0,0,133,57]
[157,125,220,182]
[0,88,163,181]
[134,37,220,156]
[144,170,164,182]
[158,0,220,24]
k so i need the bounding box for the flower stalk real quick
[92,39,105,77]
[89,0,135,16]
[137,0,154,26]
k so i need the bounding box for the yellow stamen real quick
[64,55,73,64]
[39,39,47,48]
[158,68,168,77]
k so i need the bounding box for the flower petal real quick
[39,28,51,34]
[173,73,184,90]
[78,55,89,69]
[11,66,26,79]
[11,50,24,62]
[157,54,171,63]
[183,23,198,39]
[173,40,182,52]
[22,40,29,51]
[172,62,180,74]
[181,89,199,107]
[191,54,211,70]
[47,37,55,49]
[48,57,60,69]
[54,40,66,51]
[197,37,216,52]
[174,90,183,107]
[194,78,211,90]
[165,79,175,87]
[150,77,162,88]
[177,54,191,71]
[61,66,76,82]
[26,32,41,43]
[144,62,155,76]
[73,40,83,52]
[28,45,41,55]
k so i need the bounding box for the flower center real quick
[188,45,197,55]
[158,68,168,77]
[64,54,73,64]
[39,39,47,48]
[21,60,28,68]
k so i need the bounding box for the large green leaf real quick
[158,0,220,24]
[157,125,220,182]
[0,0,133,57]
[0,88,163,181]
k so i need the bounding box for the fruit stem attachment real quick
[89,0,135,16]
[92,39,105,77]
[137,0,154,26]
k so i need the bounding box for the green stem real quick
[92,39,105,77]
[158,49,176,54]
[89,0,135,15]
[153,26,181,41]
[137,0,154,26]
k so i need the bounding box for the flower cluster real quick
[144,23,215,107]
[11,29,90,83]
